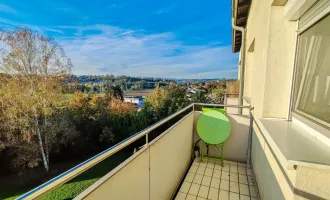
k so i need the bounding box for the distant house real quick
[124,96,144,107]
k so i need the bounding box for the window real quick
[293,14,330,128]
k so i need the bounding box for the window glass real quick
[293,15,330,126]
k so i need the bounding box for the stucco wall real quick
[243,0,297,118]
[262,6,297,118]
[244,0,272,118]
[193,111,250,163]
[294,166,330,200]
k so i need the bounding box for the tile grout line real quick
[184,159,199,200]
[218,162,223,200]
[237,164,240,199]
[246,166,251,199]
[194,158,207,199]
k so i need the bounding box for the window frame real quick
[290,5,330,130]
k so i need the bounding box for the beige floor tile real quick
[238,166,246,175]
[199,162,207,168]
[239,174,248,184]
[224,160,237,165]
[230,181,239,193]
[251,197,258,200]
[230,173,238,182]
[238,162,247,167]
[210,177,220,188]
[208,187,219,200]
[230,165,238,173]
[247,168,253,176]
[175,192,187,200]
[207,161,215,169]
[221,171,230,181]
[192,161,200,167]
[189,183,200,196]
[204,168,213,176]
[240,195,250,200]
[196,197,206,200]
[193,174,203,184]
[194,157,201,162]
[218,189,229,200]
[222,164,230,172]
[240,184,250,196]
[185,173,195,182]
[179,181,191,193]
[214,162,222,170]
[190,166,198,173]
[248,175,255,185]
[220,180,229,191]
[249,185,258,197]
[197,166,206,175]
[186,194,197,200]
[198,185,209,198]
[202,176,211,186]
[213,169,221,178]
[229,192,239,200]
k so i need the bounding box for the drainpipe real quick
[232,0,246,114]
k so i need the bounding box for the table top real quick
[196,110,231,144]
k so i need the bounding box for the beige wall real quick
[82,149,150,200]
[79,112,194,200]
[149,112,194,200]
[193,111,250,163]
[243,0,297,118]
[251,124,295,200]
[294,166,330,200]
[225,98,239,114]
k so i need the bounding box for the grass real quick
[1,152,130,200]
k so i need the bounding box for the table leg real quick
[220,143,224,166]
[199,141,203,161]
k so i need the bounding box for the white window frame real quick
[290,2,330,130]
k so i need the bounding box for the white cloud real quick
[56,25,238,79]
[0,4,19,15]
[155,2,178,15]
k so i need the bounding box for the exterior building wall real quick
[251,127,288,200]
[241,1,330,200]
[243,0,297,118]
[294,166,330,200]
[262,6,297,118]
[244,0,272,118]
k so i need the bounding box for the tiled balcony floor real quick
[175,157,259,200]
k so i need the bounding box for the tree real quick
[226,80,239,94]
[106,85,124,101]
[146,83,189,119]
[193,90,208,103]
[0,28,74,171]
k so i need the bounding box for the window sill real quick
[254,117,330,170]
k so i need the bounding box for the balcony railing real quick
[16,103,253,200]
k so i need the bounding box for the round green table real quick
[196,110,231,164]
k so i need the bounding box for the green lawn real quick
[1,152,130,200]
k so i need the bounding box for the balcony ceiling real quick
[232,0,251,53]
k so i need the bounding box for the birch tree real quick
[0,28,73,171]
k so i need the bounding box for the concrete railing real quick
[75,110,195,199]
[16,103,252,200]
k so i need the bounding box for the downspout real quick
[232,0,246,114]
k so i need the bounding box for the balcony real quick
[16,103,258,200]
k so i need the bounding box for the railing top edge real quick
[17,102,252,199]
[16,103,194,200]
[193,103,252,110]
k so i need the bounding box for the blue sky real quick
[0,0,238,79]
